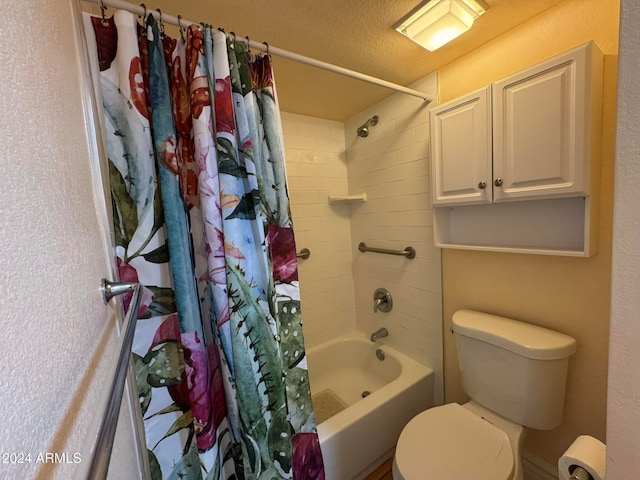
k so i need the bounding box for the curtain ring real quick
[139,3,147,21]
[245,36,251,53]
[155,8,165,36]
[99,0,108,26]
[263,41,270,55]
[137,4,147,35]
[177,14,186,42]
[230,31,237,42]
[217,27,225,33]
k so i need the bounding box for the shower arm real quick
[83,0,434,102]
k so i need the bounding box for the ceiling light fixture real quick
[395,0,487,52]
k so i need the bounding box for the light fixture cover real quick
[395,0,486,52]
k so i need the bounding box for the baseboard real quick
[522,451,559,480]
[358,449,558,479]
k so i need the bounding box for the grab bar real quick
[87,280,142,480]
[297,248,311,259]
[358,242,416,259]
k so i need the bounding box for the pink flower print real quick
[190,75,211,120]
[151,315,225,452]
[180,331,215,451]
[185,168,199,205]
[214,77,235,134]
[129,56,150,120]
[116,258,154,317]
[267,224,299,283]
[249,54,275,91]
[206,342,228,447]
[186,25,205,81]
[160,136,181,176]
[151,315,191,411]
[292,433,325,480]
[202,224,227,286]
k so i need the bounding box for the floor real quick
[364,458,394,480]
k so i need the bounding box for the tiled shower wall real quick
[281,112,356,347]
[281,74,443,403]
[345,74,443,402]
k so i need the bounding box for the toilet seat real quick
[393,403,514,480]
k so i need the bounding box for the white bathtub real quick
[306,332,434,480]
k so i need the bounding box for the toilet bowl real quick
[393,310,577,480]
[393,401,524,480]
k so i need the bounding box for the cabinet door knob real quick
[494,178,503,187]
[478,181,486,189]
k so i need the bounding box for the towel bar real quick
[297,248,311,259]
[358,242,416,259]
[87,280,142,479]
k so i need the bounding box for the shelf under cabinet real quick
[433,196,597,257]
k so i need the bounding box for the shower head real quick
[356,115,379,138]
[357,126,369,138]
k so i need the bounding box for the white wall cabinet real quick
[430,42,603,256]
[493,44,600,202]
[431,86,492,205]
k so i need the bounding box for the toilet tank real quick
[452,310,577,430]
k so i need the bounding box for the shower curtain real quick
[84,10,324,480]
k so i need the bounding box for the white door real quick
[430,86,493,206]
[492,43,598,202]
[0,3,146,479]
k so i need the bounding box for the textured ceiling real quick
[86,0,565,120]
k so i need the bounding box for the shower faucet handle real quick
[373,288,393,313]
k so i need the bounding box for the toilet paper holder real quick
[570,466,593,480]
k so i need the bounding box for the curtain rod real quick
[83,0,434,103]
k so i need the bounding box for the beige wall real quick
[438,0,619,469]
[0,0,145,478]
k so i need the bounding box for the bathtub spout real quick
[370,328,388,342]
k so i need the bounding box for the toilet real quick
[393,309,577,480]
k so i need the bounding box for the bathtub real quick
[306,332,434,480]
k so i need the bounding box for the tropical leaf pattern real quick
[86,9,324,480]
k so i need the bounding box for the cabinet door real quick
[492,44,597,202]
[430,86,492,206]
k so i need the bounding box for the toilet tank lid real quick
[452,310,577,360]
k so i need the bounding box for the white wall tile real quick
[346,73,443,400]
[282,113,354,348]
[282,75,442,404]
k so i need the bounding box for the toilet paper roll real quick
[558,435,606,480]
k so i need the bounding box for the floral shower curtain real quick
[84,9,324,480]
